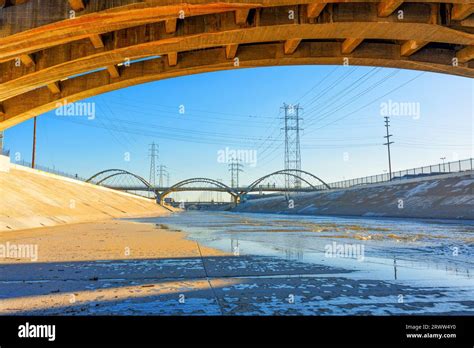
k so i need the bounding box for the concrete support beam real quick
[307,4,326,19]
[378,0,404,17]
[457,45,474,63]
[400,40,428,56]
[106,65,120,78]
[89,34,104,49]
[165,19,178,34]
[235,9,250,25]
[284,38,302,54]
[68,0,85,11]
[225,44,239,59]
[168,52,178,66]
[19,54,35,67]
[452,4,474,21]
[46,82,61,95]
[341,38,364,54]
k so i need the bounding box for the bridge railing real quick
[315,158,473,190]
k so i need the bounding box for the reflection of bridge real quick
[0,0,473,130]
[86,169,331,204]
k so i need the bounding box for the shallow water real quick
[132,211,474,315]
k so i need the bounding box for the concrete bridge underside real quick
[0,0,472,130]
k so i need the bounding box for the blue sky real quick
[4,65,473,194]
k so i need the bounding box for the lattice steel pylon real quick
[281,103,303,189]
[228,158,243,188]
[148,142,159,188]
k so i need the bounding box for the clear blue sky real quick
[4,65,473,195]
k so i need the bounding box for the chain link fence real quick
[315,158,473,190]
[11,159,86,181]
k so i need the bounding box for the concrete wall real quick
[0,164,169,232]
[0,155,10,173]
[234,171,474,220]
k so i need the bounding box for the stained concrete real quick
[234,172,474,220]
[0,164,168,231]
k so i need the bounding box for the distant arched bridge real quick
[86,168,331,204]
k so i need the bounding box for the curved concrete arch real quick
[0,21,472,102]
[0,0,473,130]
[1,40,472,130]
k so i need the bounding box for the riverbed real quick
[134,211,474,315]
[1,212,472,315]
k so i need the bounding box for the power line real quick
[306,72,426,134]
[293,66,340,104]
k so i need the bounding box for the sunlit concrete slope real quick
[0,164,168,232]
[235,172,474,220]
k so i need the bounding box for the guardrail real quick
[315,158,473,190]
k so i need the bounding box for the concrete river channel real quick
[132,211,474,315]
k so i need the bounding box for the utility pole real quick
[32,117,37,168]
[228,158,243,188]
[383,116,394,180]
[148,142,159,190]
[281,103,303,189]
[440,157,446,172]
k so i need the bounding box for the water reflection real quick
[284,248,304,261]
[136,211,473,285]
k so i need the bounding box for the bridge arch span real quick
[86,169,153,190]
[0,0,472,130]
[160,178,239,204]
[243,169,331,194]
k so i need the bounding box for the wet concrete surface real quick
[1,212,473,315]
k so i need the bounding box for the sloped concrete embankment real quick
[0,158,169,231]
[234,172,474,220]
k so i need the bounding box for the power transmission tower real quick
[148,142,159,188]
[158,165,168,187]
[281,103,303,189]
[228,158,243,188]
[383,116,394,180]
